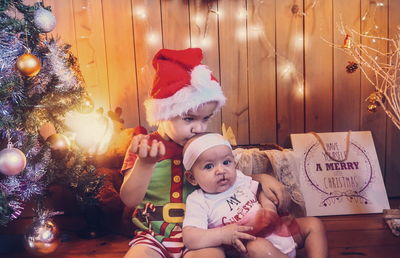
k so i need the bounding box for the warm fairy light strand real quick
[129,1,320,96]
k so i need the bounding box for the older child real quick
[119,48,290,258]
[182,133,328,258]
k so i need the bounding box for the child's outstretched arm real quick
[251,174,290,213]
[120,135,165,208]
[183,224,255,253]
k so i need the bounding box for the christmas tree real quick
[0,0,103,226]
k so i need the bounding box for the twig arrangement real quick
[327,22,400,130]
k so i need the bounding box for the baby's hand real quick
[220,223,256,253]
[129,134,166,165]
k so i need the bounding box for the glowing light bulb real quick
[146,33,159,46]
[293,34,303,50]
[236,27,247,41]
[215,10,223,19]
[65,111,114,155]
[135,6,147,19]
[194,14,205,26]
[281,62,295,75]
[376,2,384,7]
[237,8,247,20]
[296,85,304,96]
[248,24,263,39]
[193,36,212,49]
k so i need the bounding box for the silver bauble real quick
[0,147,27,176]
[24,218,61,255]
[33,6,57,33]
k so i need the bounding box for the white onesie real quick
[183,170,296,257]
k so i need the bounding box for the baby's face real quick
[190,145,236,193]
[159,101,217,146]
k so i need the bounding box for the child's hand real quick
[220,223,256,253]
[129,134,166,165]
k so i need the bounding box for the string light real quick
[280,62,295,80]
[293,34,303,50]
[248,24,263,39]
[327,21,400,130]
[237,8,247,20]
[296,84,304,96]
[134,6,147,19]
[214,10,223,19]
[146,32,159,46]
[194,14,205,26]
[192,36,212,49]
[236,27,247,41]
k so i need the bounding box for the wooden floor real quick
[1,199,400,258]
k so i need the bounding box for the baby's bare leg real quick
[184,247,225,258]
[294,217,328,258]
[123,245,162,258]
[246,238,288,258]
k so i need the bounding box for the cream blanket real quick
[233,148,306,217]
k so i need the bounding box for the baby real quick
[182,133,328,258]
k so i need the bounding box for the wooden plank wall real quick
[39,0,399,196]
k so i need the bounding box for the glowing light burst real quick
[65,111,114,155]
[134,6,147,19]
[146,33,160,46]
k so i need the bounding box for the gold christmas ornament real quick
[46,133,70,153]
[24,216,61,255]
[367,92,382,105]
[0,145,27,176]
[367,103,378,112]
[343,34,352,49]
[16,53,41,77]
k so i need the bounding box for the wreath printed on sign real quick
[303,132,374,207]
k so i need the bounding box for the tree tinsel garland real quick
[0,0,42,49]
[0,0,103,225]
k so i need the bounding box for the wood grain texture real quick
[218,0,249,144]
[161,0,191,49]
[3,199,399,257]
[34,0,400,196]
[189,0,222,134]
[247,0,277,144]
[102,0,139,127]
[359,0,388,178]
[386,0,400,196]
[44,0,78,56]
[304,0,333,133]
[131,0,163,129]
[276,0,305,147]
[72,0,110,111]
[333,0,361,131]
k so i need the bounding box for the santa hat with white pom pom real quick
[144,48,226,126]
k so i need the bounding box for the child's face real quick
[159,101,218,146]
[187,145,236,194]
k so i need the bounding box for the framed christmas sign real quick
[290,131,390,216]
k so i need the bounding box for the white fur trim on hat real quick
[145,65,226,125]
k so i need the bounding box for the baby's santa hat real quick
[145,48,226,126]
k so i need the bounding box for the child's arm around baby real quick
[252,173,290,213]
[120,134,166,208]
